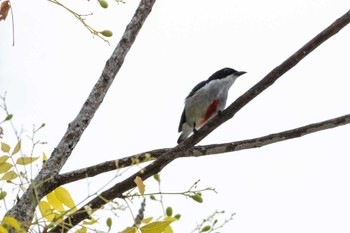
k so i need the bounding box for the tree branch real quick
[56,113,350,185]
[6,0,157,226]
[49,9,350,232]
[193,113,350,156]
[187,9,350,146]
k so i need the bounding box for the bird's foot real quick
[192,122,198,134]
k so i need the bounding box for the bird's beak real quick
[236,71,247,76]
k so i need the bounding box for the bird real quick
[177,67,246,144]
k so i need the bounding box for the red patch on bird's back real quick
[200,99,220,126]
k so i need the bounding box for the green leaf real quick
[166,207,172,217]
[0,191,7,200]
[16,156,39,165]
[38,123,46,130]
[98,0,108,8]
[12,140,21,155]
[101,30,113,37]
[0,155,9,164]
[190,194,203,203]
[200,225,211,232]
[106,217,112,229]
[1,142,10,153]
[4,114,13,121]
[47,223,55,229]
[153,174,160,183]
[0,162,12,174]
[140,220,174,233]
[0,171,18,181]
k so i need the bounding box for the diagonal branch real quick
[56,113,350,185]
[6,0,157,226]
[49,9,350,232]
[187,9,350,146]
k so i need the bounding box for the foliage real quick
[0,96,234,232]
[0,0,11,21]
[191,211,235,233]
[47,0,122,43]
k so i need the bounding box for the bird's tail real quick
[177,131,191,144]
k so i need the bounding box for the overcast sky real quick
[1,0,350,232]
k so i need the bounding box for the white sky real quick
[1,0,350,232]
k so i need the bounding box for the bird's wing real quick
[179,80,208,132]
[178,108,186,132]
[186,80,208,98]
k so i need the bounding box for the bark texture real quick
[5,0,157,228]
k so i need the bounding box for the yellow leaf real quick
[0,155,9,164]
[0,162,12,174]
[53,212,64,224]
[83,205,92,215]
[42,153,48,167]
[134,176,145,196]
[140,220,174,233]
[83,217,98,225]
[0,225,8,233]
[38,201,55,221]
[15,229,26,233]
[0,171,18,181]
[1,142,10,153]
[142,217,153,224]
[11,140,21,155]
[164,225,173,233]
[16,156,39,165]
[47,191,64,211]
[2,216,20,230]
[119,227,137,233]
[163,217,177,221]
[74,227,87,233]
[54,187,77,210]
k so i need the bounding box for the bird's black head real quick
[207,67,246,82]
[185,67,246,99]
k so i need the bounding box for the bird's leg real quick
[192,122,198,134]
[217,110,223,117]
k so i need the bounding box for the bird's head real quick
[208,67,246,82]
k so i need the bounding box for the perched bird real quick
[177,67,246,144]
